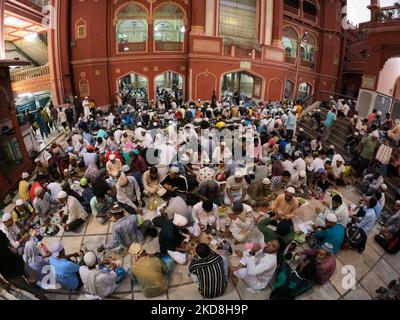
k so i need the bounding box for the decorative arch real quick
[154,70,185,95]
[113,1,149,25]
[116,70,149,94]
[195,71,217,101]
[79,78,90,97]
[75,18,87,40]
[282,25,300,40]
[219,68,266,100]
[267,77,284,102]
[153,1,188,25]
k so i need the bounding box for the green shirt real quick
[360,137,379,160]
[258,218,294,264]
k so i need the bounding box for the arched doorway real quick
[377,57,400,98]
[118,72,148,103]
[221,71,262,101]
[155,71,184,101]
[298,82,312,100]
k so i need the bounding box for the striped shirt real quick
[188,251,226,299]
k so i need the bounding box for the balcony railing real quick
[303,12,317,23]
[154,41,183,52]
[118,42,146,53]
[27,0,50,8]
[235,47,253,58]
[377,6,400,22]
[11,65,50,82]
[301,60,315,69]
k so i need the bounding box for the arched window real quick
[282,26,298,59]
[284,80,295,101]
[75,19,87,40]
[301,33,317,63]
[154,3,185,51]
[219,0,258,50]
[298,82,312,100]
[115,3,148,53]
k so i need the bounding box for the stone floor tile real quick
[81,235,107,252]
[382,251,400,274]
[329,259,350,296]
[62,220,88,237]
[366,233,386,257]
[308,282,340,300]
[115,275,132,293]
[360,271,385,298]
[168,283,204,300]
[169,263,192,287]
[206,280,240,300]
[343,284,371,300]
[361,245,381,268]
[106,293,133,300]
[235,280,271,300]
[61,236,83,254]
[295,293,312,300]
[373,259,400,285]
[337,250,369,280]
[85,215,110,235]
[134,292,168,300]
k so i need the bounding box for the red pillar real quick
[148,18,154,52]
[272,0,283,47]
[190,0,206,35]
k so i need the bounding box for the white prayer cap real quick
[21,172,29,179]
[109,154,116,161]
[299,128,304,132]
[221,141,227,146]
[173,213,188,227]
[262,178,271,185]
[137,122,142,126]
[16,199,24,206]
[234,171,243,178]
[372,131,379,138]
[34,158,41,163]
[83,251,97,267]
[57,191,68,199]
[50,241,64,257]
[326,213,338,223]
[299,171,307,178]
[122,165,130,173]
[170,166,180,174]
[329,145,335,149]
[2,213,12,222]
[381,184,387,191]
[286,187,296,194]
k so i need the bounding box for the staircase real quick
[298,106,399,214]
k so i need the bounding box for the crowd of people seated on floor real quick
[1,92,399,301]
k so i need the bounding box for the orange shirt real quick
[271,193,299,220]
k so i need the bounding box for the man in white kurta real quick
[233,241,279,293]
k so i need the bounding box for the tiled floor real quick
[37,183,400,301]
[5,136,399,301]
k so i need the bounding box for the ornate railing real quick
[377,5,400,22]
[154,41,183,52]
[118,42,146,53]
[11,65,50,82]
[27,0,50,8]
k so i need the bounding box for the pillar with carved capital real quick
[0,0,5,59]
[148,17,154,52]
[272,0,283,47]
[191,0,206,35]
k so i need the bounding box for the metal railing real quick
[377,5,400,22]
[11,65,50,82]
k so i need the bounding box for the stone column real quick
[272,0,283,47]
[191,0,206,35]
[0,0,5,59]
